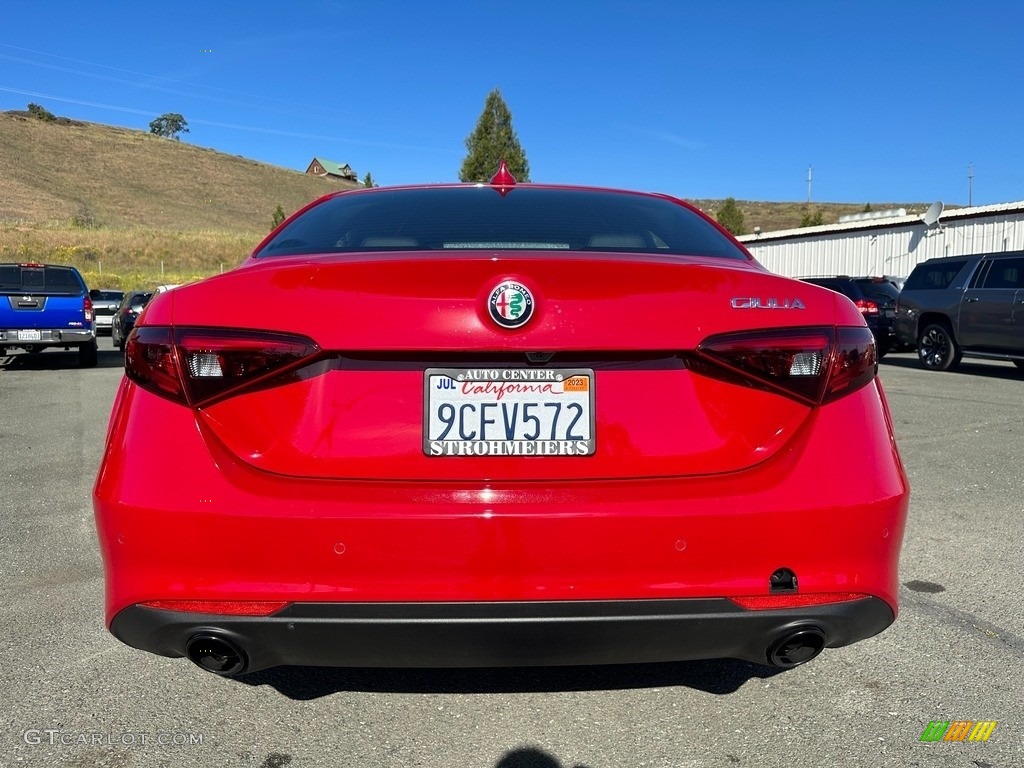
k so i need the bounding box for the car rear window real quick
[255,187,749,261]
[92,290,125,301]
[903,260,969,291]
[0,264,85,295]
[853,279,900,301]
[126,292,153,307]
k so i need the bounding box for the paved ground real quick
[1,346,1021,768]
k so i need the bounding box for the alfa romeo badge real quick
[487,281,535,329]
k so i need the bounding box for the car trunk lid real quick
[155,253,849,481]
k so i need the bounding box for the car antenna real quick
[490,159,517,197]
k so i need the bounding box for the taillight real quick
[853,299,879,315]
[125,328,183,401]
[825,328,879,401]
[83,295,94,323]
[693,326,876,405]
[125,327,319,406]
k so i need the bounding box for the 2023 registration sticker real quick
[424,368,595,456]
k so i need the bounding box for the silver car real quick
[89,289,125,335]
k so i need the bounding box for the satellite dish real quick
[922,201,944,228]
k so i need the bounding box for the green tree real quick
[27,103,56,122]
[71,203,99,229]
[459,88,530,183]
[863,203,873,213]
[271,204,286,230]
[799,209,825,227]
[715,197,745,236]
[362,172,377,188]
[149,113,189,140]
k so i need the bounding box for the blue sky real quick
[2,1,1021,205]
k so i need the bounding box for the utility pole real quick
[967,162,974,207]
[806,166,813,205]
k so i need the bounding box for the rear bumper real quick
[0,328,94,345]
[94,377,910,668]
[111,597,895,673]
[866,317,896,346]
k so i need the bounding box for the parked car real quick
[0,262,97,366]
[882,275,906,292]
[94,167,909,676]
[89,289,125,335]
[895,251,1024,371]
[111,290,153,352]
[799,276,900,356]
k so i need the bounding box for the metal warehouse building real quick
[736,200,1024,279]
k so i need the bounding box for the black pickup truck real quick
[0,262,98,367]
[895,251,1024,371]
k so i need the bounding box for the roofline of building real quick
[737,200,1024,244]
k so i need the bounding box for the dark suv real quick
[111,290,153,352]
[895,251,1024,371]
[799,276,899,357]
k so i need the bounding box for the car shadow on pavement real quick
[235,658,785,700]
[495,746,590,768]
[879,353,1024,380]
[0,347,124,370]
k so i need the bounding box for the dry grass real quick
[0,111,356,232]
[0,224,256,290]
[0,110,365,288]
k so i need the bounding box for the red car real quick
[94,166,909,676]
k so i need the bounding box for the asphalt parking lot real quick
[1,347,1021,768]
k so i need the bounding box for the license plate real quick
[18,329,42,341]
[424,368,595,456]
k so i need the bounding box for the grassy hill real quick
[0,110,355,231]
[0,110,927,288]
[0,110,357,288]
